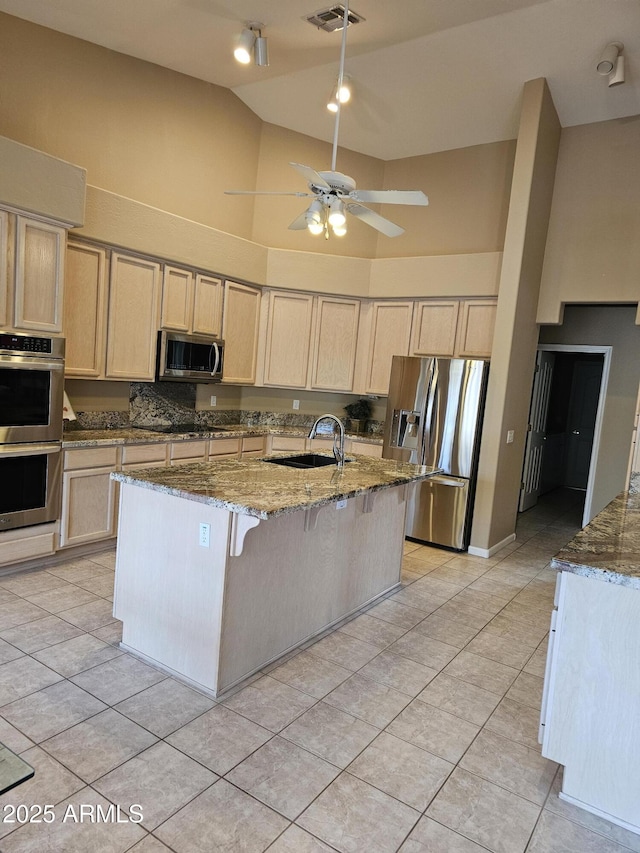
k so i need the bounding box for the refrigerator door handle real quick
[429,475,466,487]
[422,360,438,464]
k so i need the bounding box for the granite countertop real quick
[111,454,437,520]
[551,490,640,589]
[62,425,383,448]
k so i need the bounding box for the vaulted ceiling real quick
[0,0,638,160]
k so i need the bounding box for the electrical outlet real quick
[293,399,300,410]
[506,429,514,444]
[336,499,347,510]
[210,395,217,407]
[199,522,210,547]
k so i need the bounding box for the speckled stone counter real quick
[112,454,435,520]
[551,490,640,589]
[63,425,382,449]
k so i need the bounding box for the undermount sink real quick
[264,453,350,469]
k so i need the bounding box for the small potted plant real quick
[344,398,372,434]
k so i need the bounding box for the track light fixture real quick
[327,75,352,113]
[234,23,269,67]
[596,42,624,87]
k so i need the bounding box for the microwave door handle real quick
[211,342,220,376]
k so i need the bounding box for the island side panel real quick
[542,571,640,830]
[113,482,232,692]
[217,485,407,692]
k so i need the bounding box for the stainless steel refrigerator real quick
[383,355,489,551]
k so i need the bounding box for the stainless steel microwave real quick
[156,331,224,383]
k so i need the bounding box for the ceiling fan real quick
[225,1,428,238]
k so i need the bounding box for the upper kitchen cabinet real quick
[63,242,108,377]
[13,215,66,334]
[160,267,223,337]
[410,300,460,357]
[311,296,360,392]
[222,280,261,384]
[455,298,496,358]
[0,210,10,329]
[363,301,414,395]
[262,290,314,388]
[105,252,161,381]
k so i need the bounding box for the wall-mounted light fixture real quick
[596,42,624,87]
[327,75,352,112]
[234,23,269,67]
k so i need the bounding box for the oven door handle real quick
[0,355,65,371]
[0,442,61,457]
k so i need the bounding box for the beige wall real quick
[471,79,561,554]
[538,119,640,324]
[0,11,513,266]
[378,141,516,259]
[65,380,130,412]
[539,306,640,517]
[0,12,262,241]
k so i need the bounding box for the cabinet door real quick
[105,253,161,380]
[64,242,108,377]
[59,466,118,547]
[161,266,193,332]
[14,217,65,333]
[193,274,223,337]
[410,300,459,357]
[455,299,497,358]
[0,211,11,329]
[365,301,413,395]
[263,291,314,387]
[311,296,360,391]
[222,280,261,384]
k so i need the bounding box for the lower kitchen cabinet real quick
[267,435,306,454]
[59,446,119,548]
[241,436,265,457]
[0,524,56,567]
[209,437,241,459]
[169,439,208,464]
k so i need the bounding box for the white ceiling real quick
[1,0,639,160]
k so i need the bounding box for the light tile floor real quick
[0,491,638,851]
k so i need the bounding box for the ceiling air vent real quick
[305,5,365,32]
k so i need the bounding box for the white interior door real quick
[519,349,555,512]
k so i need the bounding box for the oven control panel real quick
[0,333,64,359]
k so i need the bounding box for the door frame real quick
[537,344,611,527]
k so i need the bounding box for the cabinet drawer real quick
[121,443,168,466]
[170,440,208,462]
[307,437,334,451]
[0,524,56,567]
[351,441,382,458]
[209,438,240,457]
[269,436,306,452]
[64,446,119,470]
[241,436,264,453]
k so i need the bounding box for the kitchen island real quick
[111,453,438,697]
[540,487,640,835]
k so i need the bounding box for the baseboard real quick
[468,532,516,559]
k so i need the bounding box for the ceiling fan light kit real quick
[225,1,428,238]
[327,75,352,112]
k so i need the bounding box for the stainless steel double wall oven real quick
[0,333,65,531]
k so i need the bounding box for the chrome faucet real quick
[308,414,345,468]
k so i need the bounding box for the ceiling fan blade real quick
[288,210,311,231]
[224,190,312,197]
[290,163,332,190]
[350,190,429,206]
[346,203,405,238]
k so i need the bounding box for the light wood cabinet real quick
[365,301,414,395]
[209,437,241,459]
[60,446,120,548]
[13,216,66,333]
[64,242,108,377]
[241,436,265,457]
[169,440,208,464]
[267,435,306,454]
[0,210,10,329]
[410,300,460,357]
[0,524,56,567]
[222,280,261,384]
[311,296,360,392]
[455,299,496,358]
[161,265,193,332]
[105,253,161,381]
[349,440,383,458]
[193,274,223,337]
[263,291,314,388]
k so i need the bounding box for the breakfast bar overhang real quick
[111,453,439,697]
